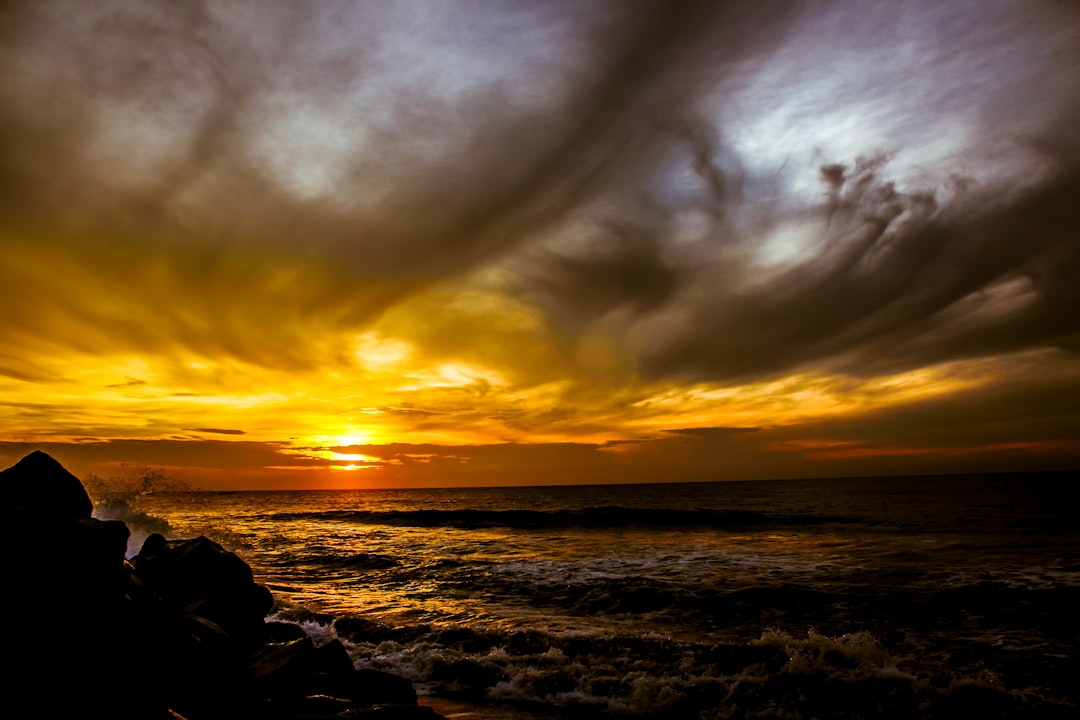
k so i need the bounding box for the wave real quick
[272,614,1077,719]
[301,552,402,570]
[268,505,853,530]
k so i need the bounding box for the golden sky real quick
[2,1,1079,488]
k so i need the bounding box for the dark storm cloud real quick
[1,0,1078,387]
[750,355,1080,477]
[527,222,680,332]
[637,161,1080,381]
[0,0,800,370]
[516,1,1080,383]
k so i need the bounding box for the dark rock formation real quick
[1,456,168,718]
[134,533,274,644]
[0,448,93,518]
[0,452,445,720]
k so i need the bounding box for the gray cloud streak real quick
[1,0,1078,385]
[516,0,1080,382]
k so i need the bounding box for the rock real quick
[348,705,448,719]
[0,508,152,718]
[249,695,359,720]
[244,637,348,682]
[349,669,419,706]
[0,451,429,720]
[133,534,274,644]
[244,638,418,708]
[265,621,310,643]
[1,510,130,617]
[312,638,357,677]
[246,637,320,686]
[0,450,93,518]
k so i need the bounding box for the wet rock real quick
[242,636,418,709]
[253,693,355,720]
[303,640,370,700]
[348,705,447,719]
[246,637,319,683]
[313,638,358,675]
[265,620,310,643]
[292,693,354,717]
[134,533,274,644]
[350,669,420,706]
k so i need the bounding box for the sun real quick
[281,430,388,474]
[309,430,378,448]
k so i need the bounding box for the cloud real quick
[5,346,1076,489]
[0,0,800,371]
[105,378,147,388]
[1,0,1078,479]
[628,160,1080,382]
[663,427,762,441]
[755,350,1080,476]
[511,1,1080,384]
[5,0,1074,385]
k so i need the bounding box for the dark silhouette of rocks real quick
[134,533,275,645]
[0,451,444,720]
[0,448,93,518]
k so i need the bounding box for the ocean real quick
[128,473,1079,719]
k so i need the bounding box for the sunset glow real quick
[2,1,1078,488]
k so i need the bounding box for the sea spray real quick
[85,466,183,556]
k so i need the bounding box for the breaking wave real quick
[268,613,1076,719]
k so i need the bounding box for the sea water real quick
[136,474,1080,718]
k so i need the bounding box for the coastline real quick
[5,452,1078,718]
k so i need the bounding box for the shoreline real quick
[5,451,1078,718]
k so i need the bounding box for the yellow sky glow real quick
[2,0,1079,488]
[4,265,1064,489]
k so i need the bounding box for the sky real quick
[1,0,1079,489]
